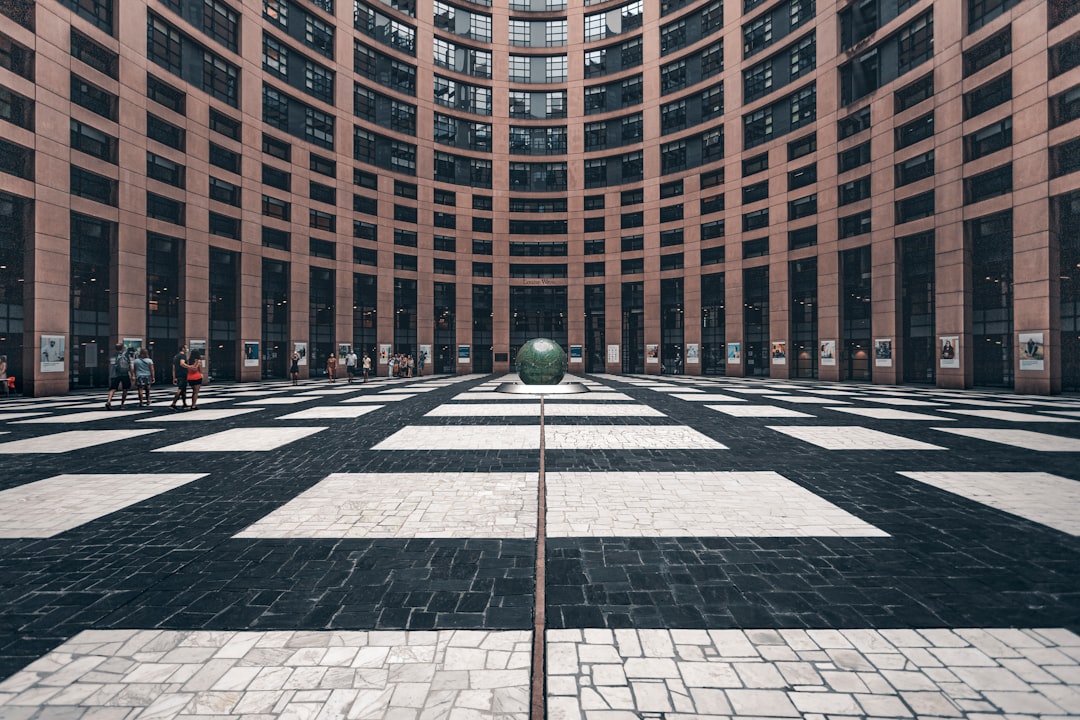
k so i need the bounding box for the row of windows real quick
[147,14,239,107]
[266,0,335,59]
[660,1,723,56]
[263,33,335,104]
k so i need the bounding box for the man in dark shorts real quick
[169,343,189,411]
[105,342,134,409]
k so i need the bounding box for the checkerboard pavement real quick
[0,373,1078,718]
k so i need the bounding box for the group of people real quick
[388,352,425,378]
[103,342,204,411]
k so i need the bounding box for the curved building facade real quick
[0,0,1078,395]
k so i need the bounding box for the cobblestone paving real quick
[0,373,1078,719]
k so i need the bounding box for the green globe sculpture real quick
[516,338,567,385]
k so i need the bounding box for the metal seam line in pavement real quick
[531,395,547,720]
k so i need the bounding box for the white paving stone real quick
[135,408,263,422]
[0,474,208,538]
[275,406,383,420]
[933,427,1080,452]
[0,630,530,720]
[424,403,663,417]
[375,425,540,450]
[861,396,946,407]
[546,628,1080,720]
[544,425,725,450]
[708,405,814,418]
[0,412,50,422]
[898,471,1080,536]
[239,396,313,405]
[827,407,954,421]
[12,410,150,423]
[344,394,417,402]
[451,392,636,402]
[0,429,162,454]
[765,395,851,404]
[546,471,886,537]
[768,426,946,450]
[942,409,1077,423]
[671,394,746,402]
[236,473,538,538]
[153,427,327,452]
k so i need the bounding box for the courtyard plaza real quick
[0,373,1077,719]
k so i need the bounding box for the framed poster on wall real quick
[607,344,620,363]
[40,335,66,373]
[646,344,659,363]
[874,338,893,367]
[820,340,836,366]
[771,341,786,365]
[727,342,741,363]
[1019,333,1045,371]
[293,342,307,366]
[244,341,260,366]
[939,336,959,369]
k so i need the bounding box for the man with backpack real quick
[105,342,134,409]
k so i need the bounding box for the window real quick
[146,192,184,223]
[743,238,769,258]
[1051,34,1080,79]
[661,141,686,175]
[839,210,871,238]
[394,253,418,272]
[743,182,768,204]
[788,226,817,249]
[473,262,492,277]
[743,14,772,57]
[896,113,934,150]
[661,20,686,55]
[310,238,336,259]
[263,227,290,250]
[310,209,335,232]
[965,118,1012,161]
[895,74,934,112]
[262,133,290,160]
[209,110,240,139]
[744,107,772,148]
[621,212,644,229]
[71,29,117,78]
[473,239,493,254]
[310,181,335,204]
[787,132,816,160]
[839,141,871,172]
[897,14,933,72]
[896,191,934,223]
[434,211,456,229]
[60,0,114,34]
[744,63,773,102]
[743,153,768,177]
[895,151,934,186]
[965,27,1011,77]
[206,143,238,174]
[262,165,290,192]
[147,114,185,150]
[71,74,117,120]
[71,120,117,163]
[434,259,456,275]
[743,208,769,231]
[838,107,871,139]
[262,194,290,220]
[0,87,33,131]
[701,219,725,240]
[353,221,377,240]
[585,195,605,210]
[147,152,185,188]
[434,235,456,252]
[147,74,185,113]
[210,176,241,206]
[661,253,684,271]
[621,258,644,275]
[660,205,683,223]
[1051,0,1080,27]
[354,247,377,266]
[394,228,417,246]
[1051,137,1080,178]
[0,138,31,180]
[968,0,1020,33]
[839,176,871,205]
[147,15,182,74]
[701,246,726,266]
[788,164,816,190]
[209,212,239,239]
[1051,86,1080,128]
[965,163,1012,204]
[701,83,724,120]
[660,60,686,94]
[964,73,1010,119]
[584,217,605,233]
[700,193,725,215]
[621,189,643,206]
[394,203,417,223]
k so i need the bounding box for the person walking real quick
[407,354,415,378]
[184,348,204,410]
[290,351,300,385]
[0,354,8,398]
[133,348,155,406]
[362,353,371,382]
[345,348,358,383]
[105,343,134,409]
[169,344,189,411]
[417,350,426,377]
[326,352,338,383]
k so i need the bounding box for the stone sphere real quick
[516,338,567,385]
